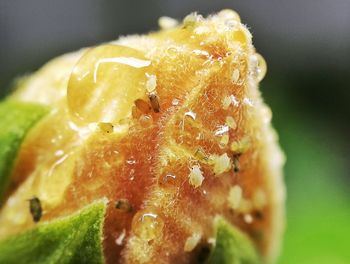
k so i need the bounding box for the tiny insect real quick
[28,196,42,223]
[233,154,240,173]
[115,198,133,213]
[134,99,151,114]
[148,92,160,113]
[98,122,114,133]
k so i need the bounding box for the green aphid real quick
[29,197,42,223]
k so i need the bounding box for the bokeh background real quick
[1,1,349,263]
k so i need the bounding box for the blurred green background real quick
[1,1,349,263]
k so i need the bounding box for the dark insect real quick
[195,244,211,263]
[115,198,133,213]
[29,196,42,222]
[148,92,160,113]
[252,210,264,220]
[233,154,240,173]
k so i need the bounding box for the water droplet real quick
[184,111,197,120]
[132,211,164,241]
[67,44,153,124]
[172,98,180,106]
[249,53,267,82]
[47,154,69,177]
[158,173,177,188]
[214,125,229,136]
[126,159,136,165]
[166,46,178,59]
[218,9,241,22]
[139,114,153,128]
[158,16,178,30]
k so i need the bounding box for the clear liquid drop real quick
[67,44,153,124]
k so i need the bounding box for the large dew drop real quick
[67,44,153,124]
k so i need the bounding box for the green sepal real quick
[0,198,108,264]
[0,100,48,199]
[206,216,261,264]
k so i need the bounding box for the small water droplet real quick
[166,46,178,59]
[184,111,197,120]
[126,159,136,165]
[132,211,164,241]
[214,125,229,136]
[139,114,153,128]
[158,173,177,188]
[158,16,178,30]
[172,98,180,106]
[218,9,241,22]
[249,53,267,82]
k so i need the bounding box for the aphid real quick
[28,196,42,223]
[194,147,208,162]
[115,198,133,213]
[134,99,151,114]
[132,105,142,119]
[209,153,232,175]
[148,92,160,113]
[98,122,114,133]
[184,233,202,252]
[230,136,250,154]
[189,165,204,188]
[233,154,240,172]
